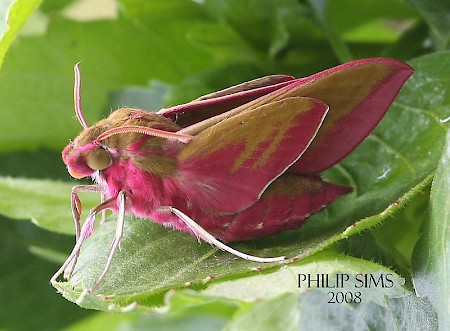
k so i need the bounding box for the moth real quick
[51,58,413,292]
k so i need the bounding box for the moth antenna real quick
[74,62,89,129]
[96,125,193,143]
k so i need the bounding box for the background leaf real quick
[0,177,99,234]
[406,0,450,49]
[0,0,42,68]
[413,129,450,328]
[0,215,93,331]
[0,10,211,152]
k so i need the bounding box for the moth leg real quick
[67,185,105,276]
[87,190,126,293]
[71,185,105,240]
[168,207,286,263]
[100,193,107,225]
[50,197,117,285]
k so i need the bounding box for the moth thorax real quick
[86,148,112,171]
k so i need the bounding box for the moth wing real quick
[195,75,295,101]
[284,58,414,174]
[175,96,329,214]
[164,58,412,174]
[216,174,352,242]
[158,76,295,127]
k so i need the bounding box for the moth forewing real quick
[195,75,295,101]
[179,89,325,137]
[176,97,330,215]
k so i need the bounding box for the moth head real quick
[63,63,193,179]
[62,136,113,179]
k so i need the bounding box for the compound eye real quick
[86,147,112,171]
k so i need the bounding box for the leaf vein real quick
[394,102,448,130]
[367,134,416,178]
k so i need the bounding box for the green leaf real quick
[382,22,431,60]
[112,313,228,331]
[119,0,206,22]
[107,81,171,114]
[201,0,302,57]
[169,260,437,331]
[61,312,136,331]
[223,292,437,331]
[0,150,68,179]
[413,128,450,328]
[40,0,73,13]
[0,215,93,330]
[200,253,407,302]
[0,13,211,153]
[188,22,261,67]
[406,0,450,49]
[307,0,353,62]
[183,0,341,76]
[202,253,435,330]
[55,250,439,330]
[54,228,411,305]
[296,292,437,330]
[0,0,42,69]
[338,183,430,279]
[307,0,420,62]
[223,293,299,331]
[0,177,99,235]
[327,0,419,35]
